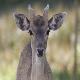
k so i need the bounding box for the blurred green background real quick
[0,0,80,80]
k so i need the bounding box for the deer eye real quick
[29,30,33,35]
[46,30,50,35]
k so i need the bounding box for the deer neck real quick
[31,41,46,80]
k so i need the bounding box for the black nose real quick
[37,49,44,57]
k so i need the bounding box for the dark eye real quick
[29,30,33,35]
[46,30,50,35]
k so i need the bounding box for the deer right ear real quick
[14,13,30,31]
[48,12,67,30]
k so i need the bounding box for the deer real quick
[14,4,67,80]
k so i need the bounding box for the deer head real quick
[14,4,67,57]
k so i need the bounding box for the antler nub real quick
[43,4,49,20]
[28,4,35,20]
[44,4,49,11]
[28,4,33,10]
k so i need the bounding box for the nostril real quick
[37,49,44,57]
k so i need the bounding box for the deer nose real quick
[37,48,44,57]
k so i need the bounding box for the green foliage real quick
[0,0,79,13]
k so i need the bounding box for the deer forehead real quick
[30,15,48,33]
[34,16,44,26]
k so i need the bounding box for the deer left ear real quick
[48,12,67,30]
[14,13,30,31]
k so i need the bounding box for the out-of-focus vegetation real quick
[0,0,80,80]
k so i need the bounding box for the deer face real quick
[14,5,67,57]
[30,15,49,57]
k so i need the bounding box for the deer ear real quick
[14,13,30,31]
[48,12,67,30]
